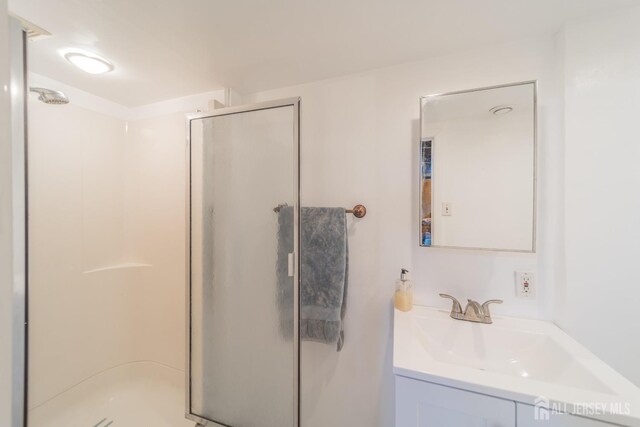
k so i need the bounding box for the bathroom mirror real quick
[420,81,536,252]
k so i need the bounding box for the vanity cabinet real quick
[395,377,619,427]
[395,376,515,426]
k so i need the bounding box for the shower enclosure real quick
[10,15,302,426]
[187,99,301,426]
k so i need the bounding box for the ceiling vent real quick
[10,14,52,41]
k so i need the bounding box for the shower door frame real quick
[5,18,28,427]
[184,98,301,427]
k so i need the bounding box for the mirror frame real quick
[419,80,537,253]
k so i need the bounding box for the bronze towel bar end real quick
[347,204,367,218]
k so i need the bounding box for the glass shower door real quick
[187,99,300,427]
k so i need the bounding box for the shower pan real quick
[186,99,301,427]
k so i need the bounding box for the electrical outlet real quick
[515,270,535,298]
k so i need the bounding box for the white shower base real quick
[28,361,195,427]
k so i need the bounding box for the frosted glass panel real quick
[189,105,298,427]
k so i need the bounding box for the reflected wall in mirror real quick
[420,81,536,252]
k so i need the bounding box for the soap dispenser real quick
[394,268,413,312]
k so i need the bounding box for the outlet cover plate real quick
[515,270,535,298]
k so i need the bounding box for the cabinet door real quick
[517,404,619,426]
[395,376,515,427]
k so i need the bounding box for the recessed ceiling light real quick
[489,105,514,115]
[64,51,114,74]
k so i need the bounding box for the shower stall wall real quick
[187,99,301,427]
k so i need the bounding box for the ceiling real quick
[9,0,640,107]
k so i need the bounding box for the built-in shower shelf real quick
[82,263,152,274]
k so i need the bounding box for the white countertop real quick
[393,305,640,426]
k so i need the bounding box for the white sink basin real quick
[394,305,640,426]
[415,316,611,394]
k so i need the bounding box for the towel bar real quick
[273,204,367,218]
[347,204,367,218]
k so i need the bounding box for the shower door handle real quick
[288,252,295,277]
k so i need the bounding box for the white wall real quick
[27,99,136,408]
[557,5,640,386]
[244,35,563,427]
[125,113,189,370]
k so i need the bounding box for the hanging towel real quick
[300,207,349,351]
[277,206,349,351]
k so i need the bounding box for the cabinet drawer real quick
[395,376,516,427]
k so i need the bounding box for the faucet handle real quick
[481,299,503,318]
[440,294,463,315]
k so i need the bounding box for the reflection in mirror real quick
[420,82,536,252]
[420,139,433,246]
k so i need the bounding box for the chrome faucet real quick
[439,294,503,324]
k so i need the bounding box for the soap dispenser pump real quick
[394,268,413,312]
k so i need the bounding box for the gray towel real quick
[277,206,349,351]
